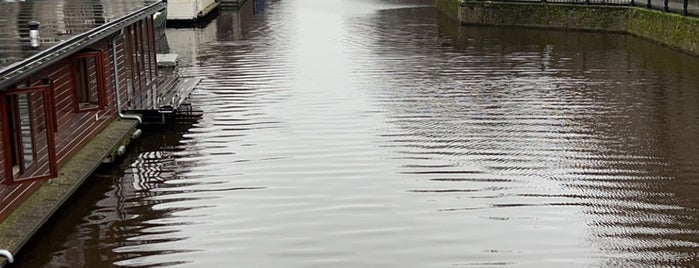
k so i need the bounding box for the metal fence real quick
[635,0,699,16]
[540,0,631,5]
[490,0,699,16]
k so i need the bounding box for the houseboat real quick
[0,0,175,265]
[167,0,221,21]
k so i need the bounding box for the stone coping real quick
[437,0,699,56]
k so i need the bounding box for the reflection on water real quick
[11,0,699,267]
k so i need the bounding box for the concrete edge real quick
[0,118,139,267]
[437,0,699,57]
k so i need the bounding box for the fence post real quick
[647,0,652,8]
[664,0,669,11]
[683,0,689,15]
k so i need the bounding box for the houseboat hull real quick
[0,1,172,265]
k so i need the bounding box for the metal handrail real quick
[0,1,167,89]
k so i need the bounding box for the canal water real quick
[12,0,699,267]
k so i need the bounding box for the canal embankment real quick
[437,0,699,56]
[0,118,139,267]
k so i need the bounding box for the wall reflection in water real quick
[12,117,200,267]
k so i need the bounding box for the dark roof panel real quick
[0,0,160,70]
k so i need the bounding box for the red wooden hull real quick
[0,15,159,222]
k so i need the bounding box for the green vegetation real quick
[627,8,699,55]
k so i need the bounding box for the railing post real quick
[664,0,669,11]
[683,0,689,15]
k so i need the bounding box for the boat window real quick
[1,85,57,182]
[72,51,106,112]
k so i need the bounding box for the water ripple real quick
[16,0,699,267]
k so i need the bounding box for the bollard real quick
[664,0,669,11]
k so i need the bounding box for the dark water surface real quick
[12,0,699,267]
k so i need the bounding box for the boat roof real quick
[0,0,165,88]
